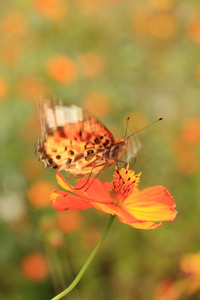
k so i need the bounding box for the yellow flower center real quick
[111,165,141,205]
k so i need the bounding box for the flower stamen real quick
[112,164,141,205]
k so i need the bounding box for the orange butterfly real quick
[36,101,135,177]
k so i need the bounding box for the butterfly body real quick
[36,102,129,177]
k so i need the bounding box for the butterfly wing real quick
[36,101,115,176]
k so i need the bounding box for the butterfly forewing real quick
[36,101,122,177]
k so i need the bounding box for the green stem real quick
[51,215,116,300]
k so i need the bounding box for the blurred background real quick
[0,0,200,299]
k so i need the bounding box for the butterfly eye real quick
[56,155,61,159]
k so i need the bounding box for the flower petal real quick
[56,172,73,192]
[75,178,113,203]
[91,202,139,225]
[123,185,177,222]
[118,216,162,229]
[50,191,92,211]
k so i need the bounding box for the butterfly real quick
[36,101,141,177]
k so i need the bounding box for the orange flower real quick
[75,0,102,16]
[0,11,27,38]
[21,253,49,281]
[180,252,200,295]
[0,43,22,66]
[34,0,68,20]
[56,210,82,233]
[47,55,78,84]
[188,19,200,45]
[0,77,7,101]
[50,166,177,230]
[153,279,180,300]
[182,118,200,146]
[132,12,177,39]
[27,181,55,208]
[147,0,173,11]
[148,14,177,40]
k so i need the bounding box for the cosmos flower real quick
[50,165,177,230]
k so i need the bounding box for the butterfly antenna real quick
[127,118,163,139]
[124,117,130,139]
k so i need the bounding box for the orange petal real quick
[75,178,113,202]
[126,220,162,230]
[118,212,162,229]
[91,202,138,224]
[50,191,92,211]
[56,172,73,192]
[123,185,177,222]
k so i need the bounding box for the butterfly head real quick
[115,138,129,154]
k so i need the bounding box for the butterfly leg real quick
[75,162,107,191]
[131,152,137,169]
[115,159,128,168]
[115,151,137,170]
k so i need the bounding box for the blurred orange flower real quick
[182,119,200,146]
[79,52,105,78]
[148,14,177,39]
[188,19,200,45]
[180,252,200,295]
[56,210,82,233]
[0,45,22,67]
[153,279,181,300]
[83,92,110,117]
[132,12,177,39]
[0,77,8,101]
[0,11,27,38]
[176,150,199,176]
[147,0,173,11]
[27,181,54,208]
[75,0,102,16]
[34,0,68,20]
[104,0,124,3]
[51,165,177,230]
[21,253,49,281]
[47,55,78,84]
[172,118,200,176]
[195,66,200,84]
